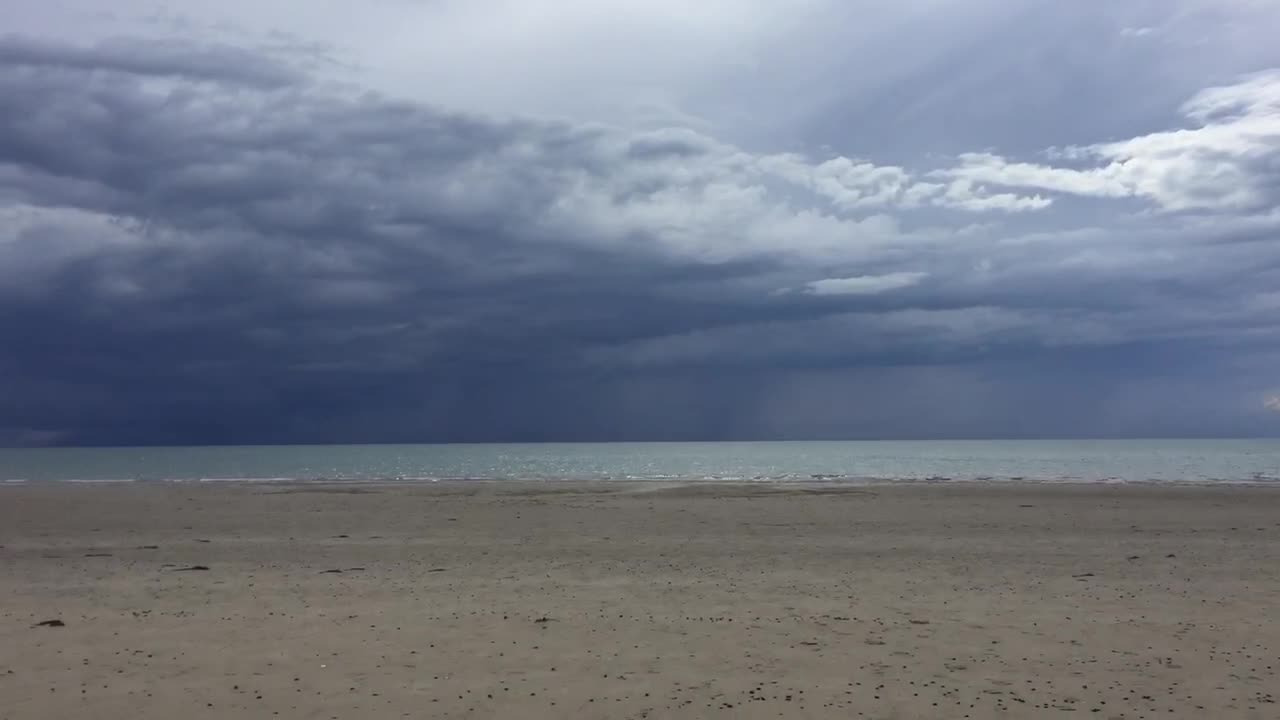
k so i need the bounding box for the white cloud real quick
[1120,26,1155,38]
[757,154,914,210]
[941,154,1130,198]
[1266,394,1280,412]
[804,272,927,296]
[933,70,1280,212]
[933,179,1052,213]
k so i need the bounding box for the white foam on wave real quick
[196,477,301,483]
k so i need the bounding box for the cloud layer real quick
[938,70,1280,211]
[2,1,1280,444]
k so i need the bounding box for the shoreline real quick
[4,474,1280,486]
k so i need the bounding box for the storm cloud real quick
[2,1,1280,445]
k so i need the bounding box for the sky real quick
[2,0,1280,446]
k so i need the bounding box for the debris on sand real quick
[34,620,65,628]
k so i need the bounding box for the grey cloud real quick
[1,30,1279,444]
[0,33,304,88]
[0,33,1047,279]
[623,129,720,160]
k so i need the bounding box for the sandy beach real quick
[2,481,1279,719]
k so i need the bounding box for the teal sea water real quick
[2,439,1279,484]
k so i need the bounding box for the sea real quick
[1,439,1279,485]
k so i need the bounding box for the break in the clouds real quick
[2,0,1280,445]
[803,273,929,297]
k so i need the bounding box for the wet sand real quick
[2,481,1279,719]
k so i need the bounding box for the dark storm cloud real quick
[1,33,1279,444]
